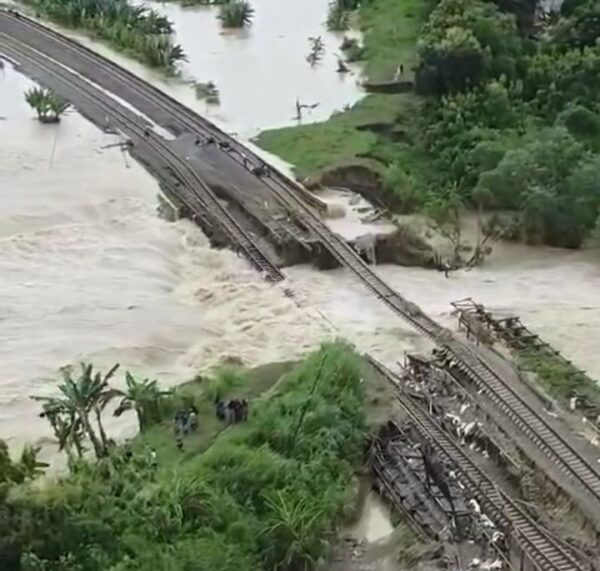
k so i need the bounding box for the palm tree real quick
[112,372,171,432]
[24,87,70,123]
[34,363,119,459]
[218,0,254,28]
[37,400,85,461]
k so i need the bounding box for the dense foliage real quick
[0,342,366,571]
[20,0,186,71]
[396,0,600,247]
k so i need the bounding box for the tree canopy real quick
[404,0,600,248]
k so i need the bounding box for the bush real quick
[20,0,185,71]
[327,1,350,31]
[557,105,600,150]
[218,0,255,28]
[340,37,365,61]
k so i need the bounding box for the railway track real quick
[0,10,444,335]
[439,341,600,502]
[0,31,284,284]
[369,358,587,571]
[0,10,329,214]
[3,9,600,533]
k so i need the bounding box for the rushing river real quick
[1,0,600,465]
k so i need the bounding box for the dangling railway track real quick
[2,8,600,544]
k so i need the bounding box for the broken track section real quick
[369,357,588,571]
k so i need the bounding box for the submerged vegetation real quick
[194,80,221,104]
[24,87,69,123]
[20,0,186,71]
[0,342,367,570]
[258,0,600,250]
[218,0,255,28]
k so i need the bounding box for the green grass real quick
[131,361,295,471]
[517,348,600,407]
[255,0,426,181]
[360,0,424,82]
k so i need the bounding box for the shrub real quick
[218,0,255,28]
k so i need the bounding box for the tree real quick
[425,187,465,265]
[38,400,85,462]
[24,87,69,123]
[18,446,49,481]
[112,372,171,432]
[477,127,600,247]
[524,46,600,119]
[326,1,350,31]
[416,0,521,95]
[34,363,119,459]
[552,0,600,51]
[218,0,254,28]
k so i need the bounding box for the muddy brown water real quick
[1,1,600,471]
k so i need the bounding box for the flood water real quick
[19,0,364,138]
[2,0,600,466]
[147,0,364,137]
[0,65,329,459]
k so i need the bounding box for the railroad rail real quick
[436,341,600,507]
[0,10,329,214]
[368,357,587,571]
[0,31,284,284]
[452,298,598,404]
[4,9,600,532]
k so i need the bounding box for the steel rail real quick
[0,11,328,212]
[368,358,586,571]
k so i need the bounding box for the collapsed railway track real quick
[369,358,587,571]
[0,31,284,284]
[3,8,600,536]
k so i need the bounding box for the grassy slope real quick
[130,361,295,470]
[133,354,395,471]
[517,348,600,407]
[255,0,424,180]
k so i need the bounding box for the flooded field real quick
[148,0,364,136]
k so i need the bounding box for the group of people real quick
[215,398,248,425]
[174,405,198,450]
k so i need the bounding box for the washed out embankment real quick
[1,10,437,270]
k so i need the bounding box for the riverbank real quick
[255,0,427,190]
[258,0,600,250]
[0,342,399,570]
